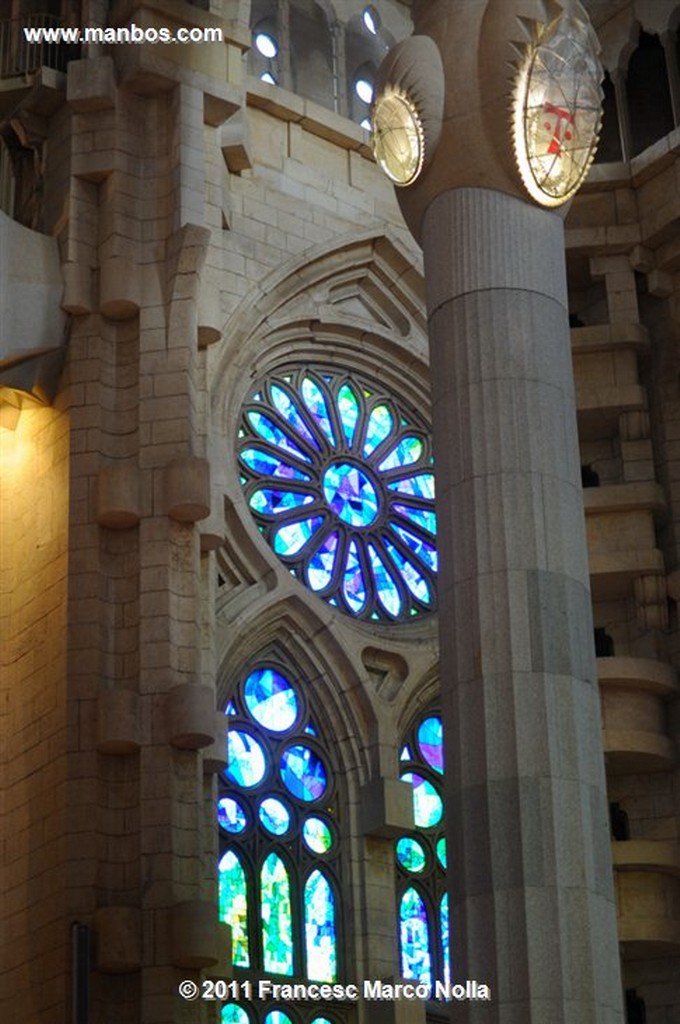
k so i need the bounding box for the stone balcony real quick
[598,657,677,774]
[585,483,666,601]
[614,841,680,956]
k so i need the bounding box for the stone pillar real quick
[422,187,622,1023]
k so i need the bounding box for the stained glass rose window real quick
[237,367,438,622]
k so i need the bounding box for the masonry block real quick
[67,57,116,113]
[167,684,216,750]
[95,905,142,973]
[96,463,141,529]
[164,455,210,522]
[96,688,141,754]
[360,777,414,838]
[171,901,219,968]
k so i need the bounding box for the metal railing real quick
[0,14,75,79]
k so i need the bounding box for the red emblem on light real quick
[543,102,575,156]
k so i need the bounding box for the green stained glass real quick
[306,531,339,591]
[250,488,314,516]
[261,853,294,975]
[222,1006,249,1024]
[302,377,336,446]
[337,383,360,447]
[270,384,320,449]
[401,771,443,828]
[244,667,298,732]
[218,797,247,834]
[437,837,447,869]
[303,816,333,853]
[363,404,393,456]
[259,797,291,836]
[368,543,402,618]
[247,411,311,463]
[274,516,324,556]
[396,836,427,873]
[225,730,267,788]
[218,850,249,967]
[322,463,379,527]
[240,447,311,481]
[417,716,444,774]
[400,887,432,984]
[264,1014,293,1024]
[378,436,423,471]
[311,1019,333,1024]
[388,473,435,500]
[305,870,337,981]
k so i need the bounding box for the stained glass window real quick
[218,660,342,1022]
[397,709,449,988]
[237,367,438,622]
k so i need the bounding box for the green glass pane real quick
[261,853,294,975]
[303,817,333,854]
[401,771,443,828]
[337,382,360,447]
[437,837,447,869]
[222,1006,249,1024]
[305,869,337,981]
[264,1014,293,1024]
[218,851,249,967]
[396,836,427,873]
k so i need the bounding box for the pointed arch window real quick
[218,661,344,1023]
[397,710,450,988]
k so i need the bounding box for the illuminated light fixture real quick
[355,78,374,105]
[512,0,603,207]
[363,6,379,35]
[372,89,425,186]
[255,32,278,59]
[260,71,277,85]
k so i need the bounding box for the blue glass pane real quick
[218,797,247,834]
[310,1019,333,1024]
[400,887,432,984]
[378,436,423,471]
[393,504,437,536]
[441,893,451,986]
[390,523,438,572]
[225,730,267,788]
[396,837,427,873]
[222,1006,249,1024]
[302,377,336,446]
[437,837,447,869]
[306,531,339,591]
[247,411,311,462]
[244,668,298,732]
[303,817,333,853]
[337,383,360,447]
[274,515,324,556]
[261,853,294,975]
[270,384,320,449]
[342,540,367,614]
[417,716,444,774]
[305,870,337,982]
[305,722,317,735]
[383,538,432,605]
[400,744,412,761]
[225,701,236,715]
[401,771,443,828]
[250,489,314,516]
[368,543,402,617]
[240,447,311,481]
[323,463,379,527]
[259,797,291,836]
[264,1014,293,1024]
[387,473,435,500]
[218,851,249,967]
[280,745,327,801]
[363,404,393,456]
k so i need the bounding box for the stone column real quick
[422,187,622,1023]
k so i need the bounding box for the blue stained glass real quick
[250,489,314,516]
[400,745,412,761]
[302,377,336,446]
[240,448,311,481]
[311,1019,333,1024]
[218,797,247,834]
[261,853,294,975]
[305,870,337,981]
[323,463,379,527]
[390,524,438,572]
[225,730,267,788]
[396,837,427,873]
[388,473,435,500]
[306,531,339,591]
[417,716,444,774]
[264,1014,293,1024]
[401,771,443,828]
[379,436,423,471]
[270,384,320,449]
[400,887,432,985]
[393,504,437,536]
[218,851,249,967]
[274,516,324,557]
[225,701,236,715]
[305,722,317,735]
[222,1006,249,1024]
[342,540,367,614]
[244,668,298,731]
[337,383,360,447]
[280,745,327,801]
[368,544,402,617]
[383,538,432,605]
[248,411,312,462]
[441,893,451,986]
[363,404,393,456]
[437,837,447,869]
[303,817,333,853]
[259,797,290,835]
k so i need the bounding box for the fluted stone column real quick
[422,187,622,1023]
